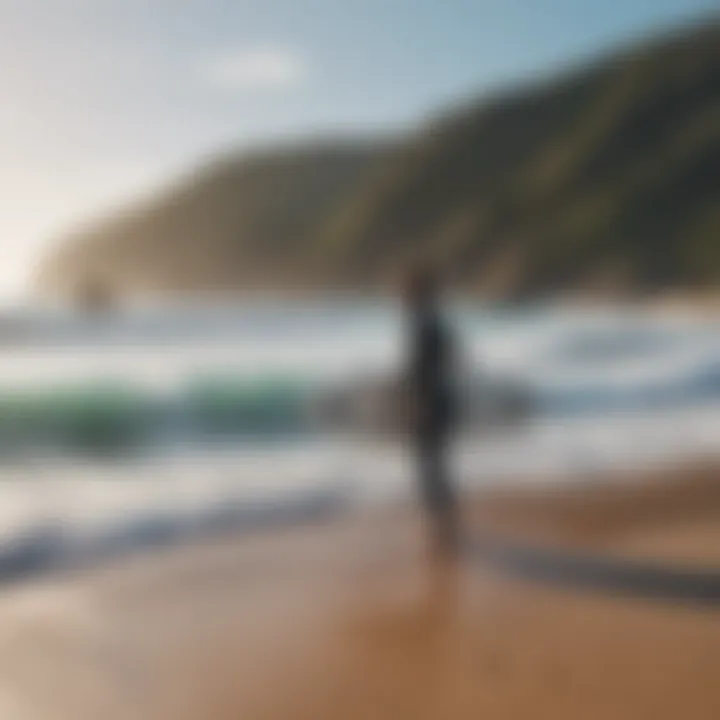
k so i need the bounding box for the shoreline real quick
[0,457,718,590]
[0,461,718,718]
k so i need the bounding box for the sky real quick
[0,0,717,298]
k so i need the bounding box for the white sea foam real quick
[0,301,719,574]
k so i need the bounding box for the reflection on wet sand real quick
[0,466,718,719]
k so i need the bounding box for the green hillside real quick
[36,19,720,300]
[37,142,390,297]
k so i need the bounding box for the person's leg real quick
[418,431,459,557]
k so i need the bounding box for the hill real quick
[36,19,720,300]
[36,142,390,298]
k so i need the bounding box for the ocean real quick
[0,299,719,579]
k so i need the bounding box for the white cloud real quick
[201,45,308,93]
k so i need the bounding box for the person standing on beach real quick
[403,267,459,557]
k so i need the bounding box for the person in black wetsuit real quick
[403,267,459,557]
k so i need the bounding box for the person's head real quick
[402,265,440,311]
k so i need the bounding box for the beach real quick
[1,4,718,718]
[0,463,718,720]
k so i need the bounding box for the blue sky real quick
[0,0,717,295]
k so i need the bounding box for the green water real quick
[185,374,312,436]
[0,374,317,457]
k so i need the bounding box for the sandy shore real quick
[0,464,718,720]
[470,462,720,561]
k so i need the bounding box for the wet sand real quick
[0,465,718,720]
[470,462,720,563]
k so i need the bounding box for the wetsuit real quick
[408,307,458,550]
